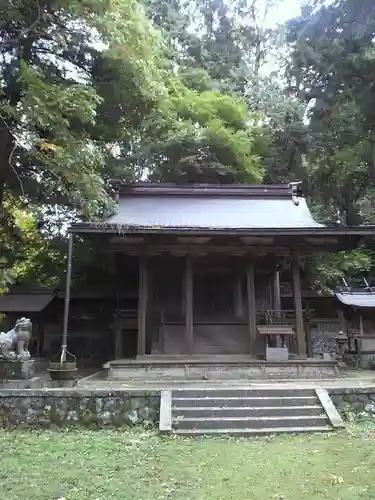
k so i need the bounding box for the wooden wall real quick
[158,324,250,355]
[147,256,272,356]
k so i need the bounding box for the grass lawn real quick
[1,426,375,500]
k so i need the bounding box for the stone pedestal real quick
[265,346,289,361]
[0,359,35,380]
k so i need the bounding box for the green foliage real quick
[0,197,66,294]
[306,249,374,293]
[0,0,165,212]
[133,82,265,183]
[0,0,166,289]
[286,0,375,222]
[134,0,287,184]
[16,61,109,217]
[2,0,375,292]
[284,0,375,286]
[141,0,310,184]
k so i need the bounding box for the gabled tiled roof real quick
[336,291,375,308]
[106,183,323,230]
[0,289,55,313]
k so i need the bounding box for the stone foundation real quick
[1,386,375,429]
[0,359,35,380]
[0,389,159,429]
[344,353,375,369]
[107,358,339,380]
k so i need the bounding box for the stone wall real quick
[344,352,375,369]
[2,386,375,429]
[0,389,160,429]
[329,388,375,416]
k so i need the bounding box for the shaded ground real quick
[1,425,375,500]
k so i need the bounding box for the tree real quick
[0,0,168,291]
[0,0,165,218]
[144,0,282,93]
[142,0,310,184]
[286,0,375,222]
[132,80,266,183]
[0,196,67,292]
[284,0,375,290]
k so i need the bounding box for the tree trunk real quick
[0,116,15,216]
[254,34,261,79]
[371,129,375,175]
[0,173,4,216]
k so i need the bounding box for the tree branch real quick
[1,0,41,49]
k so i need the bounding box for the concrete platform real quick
[104,355,339,381]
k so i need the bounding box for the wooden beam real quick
[185,255,194,354]
[109,236,145,244]
[305,237,339,245]
[246,259,257,354]
[241,236,275,245]
[292,254,307,358]
[137,256,148,356]
[104,244,291,257]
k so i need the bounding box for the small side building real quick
[336,287,375,367]
[0,286,56,356]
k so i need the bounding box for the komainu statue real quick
[0,318,32,361]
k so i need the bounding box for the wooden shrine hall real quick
[65,183,375,379]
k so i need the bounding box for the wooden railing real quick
[256,309,301,326]
[156,309,310,326]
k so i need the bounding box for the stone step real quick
[172,388,317,399]
[173,425,334,436]
[163,387,342,436]
[174,415,329,430]
[172,405,324,418]
[173,396,319,407]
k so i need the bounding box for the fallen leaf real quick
[328,474,344,485]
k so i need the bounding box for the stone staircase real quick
[159,387,345,436]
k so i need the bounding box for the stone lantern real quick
[335,330,348,362]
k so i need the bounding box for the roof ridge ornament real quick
[289,181,302,206]
[363,277,375,293]
[338,277,375,295]
[342,277,352,293]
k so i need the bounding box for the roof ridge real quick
[117,183,296,198]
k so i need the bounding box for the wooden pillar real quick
[146,269,153,354]
[272,269,281,311]
[292,254,307,357]
[181,271,186,317]
[114,324,122,359]
[185,255,194,354]
[246,259,257,355]
[337,309,346,333]
[137,256,147,356]
[359,314,364,336]
[305,320,313,358]
[234,275,245,319]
